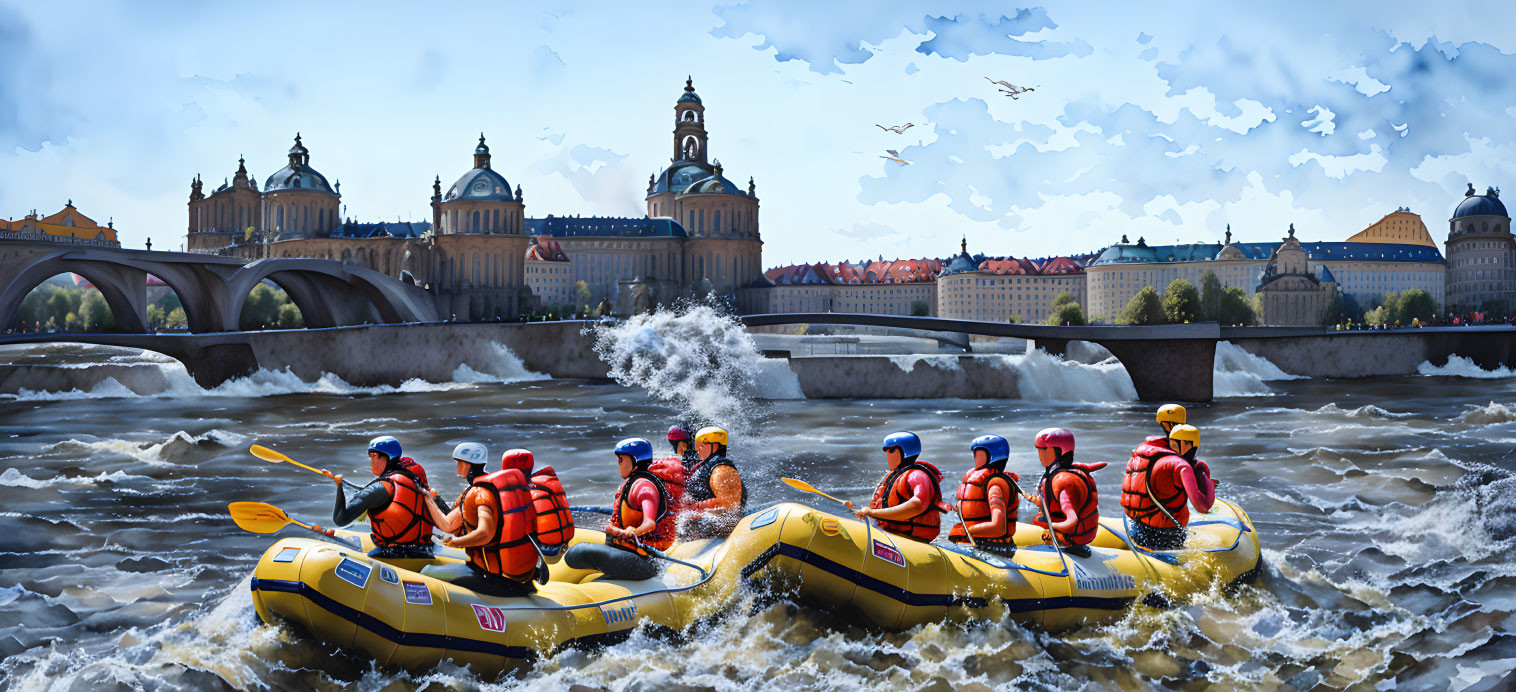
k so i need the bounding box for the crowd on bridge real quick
[321,406,1217,596]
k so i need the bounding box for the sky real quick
[2,1,1515,265]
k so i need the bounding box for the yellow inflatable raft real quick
[248,500,1258,671]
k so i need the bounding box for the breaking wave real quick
[0,342,544,401]
[1460,402,1516,426]
[1418,355,1516,379]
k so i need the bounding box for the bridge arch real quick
[222,259,433,331]
[0,254,150,333]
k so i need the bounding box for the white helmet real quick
[452,442,488,466]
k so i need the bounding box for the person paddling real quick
[679,427,748,540]
[1121,424,1215,550]
[1030,428,1105,559]
[331,435,438,559]
[856,432,949,542]
[949,434,1019,555]
[423,442,540,597]
[564,438,677,581]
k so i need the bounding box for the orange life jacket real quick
[610,467,678,551]
[369,465,436,547]
[949,465,1018,544]
[869,460,946,542]
[1121,442,1200,528]
[1034,461,1105,546]
[461,469,537,581]
[528,467,575,549]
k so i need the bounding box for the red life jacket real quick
[869,460,947,542]
[369,465,436,547]
[611,465,679,551]
[528,467,575,549]
[649,457,688,515]
[1034,461,1105,546]
[461,469,537,581]
[1121,442,1202,528]
[949,465,1018,544]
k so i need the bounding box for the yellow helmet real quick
[1167,424,1199,445]
[1157,404,1187,428]
[695,427,728,446]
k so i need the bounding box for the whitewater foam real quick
[0,468,150,489]
[1212,341,1301,397]
[1,341,544,401]
[592,304,783,433]
[1419,355,1516,379]
[1461,402,1516,426]
[990,348,1138,402]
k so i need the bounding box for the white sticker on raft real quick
[1071,559,1136,592]
[403,581,431,605]
[750,507,779,529]
[379,566,398,584]
[273,547,300,563]
[335,557,371,588]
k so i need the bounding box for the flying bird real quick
[880,149,911,165]
[985,77,1036,99]
[875,123,914,134]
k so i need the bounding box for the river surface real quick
[2,313,1515,691]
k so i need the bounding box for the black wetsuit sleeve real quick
[333,482,392,526]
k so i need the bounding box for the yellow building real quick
[0,201,121,246]
[1346,208,1435,247]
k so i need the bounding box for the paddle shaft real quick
[251,445,364,489]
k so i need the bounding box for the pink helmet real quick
[667,425,692,442]
[500,448,534,473]
[1033,428,1075,455]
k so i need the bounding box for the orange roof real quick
[978,258,1039,275]
[1037,256,1085,274]
[2,203,118,243]
[525,235,569,261]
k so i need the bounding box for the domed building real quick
[260,134,341,239]
[427,134,530,320]
[645,78,762,297]
[1445,183,1513,314]
[186,156,262,251]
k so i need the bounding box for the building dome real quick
[445,167,514,202]
[678,76,702,104]
[650,161,711,195]
[1453,184,1508,219]
[264,133,336,194]
[681,171,745,196]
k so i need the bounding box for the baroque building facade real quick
[1444,184,1513,314]
[187,79,766,320]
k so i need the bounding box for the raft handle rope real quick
[453,536,715,614]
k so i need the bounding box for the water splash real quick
[1461,402,1516,426]
[1214,341,1301,397]
[0,342,544,401]
[591,305,801,434]
[992,348,1139,402]
[1418,355,1516,379]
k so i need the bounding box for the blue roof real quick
[939,251,987,276]
[1089,240,1444,266]
[1454,188,1508,219]
[651,161,714,195]
[264,164,335,194]
[526,216,688,238]
[1319,265,1337,283]
[445,168,515,203]
[330,221,431,239]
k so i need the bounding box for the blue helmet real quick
[614,437,654,465]
[882,431,922,460]
[970,434,1010,465]
[368,435,402,460]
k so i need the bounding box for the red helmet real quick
[667,425,692,442]
[1033,428,1075,455]
[500,448,534,473]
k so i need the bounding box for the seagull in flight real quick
[985,77,1036,99]
[880,149,911,165]
[875,123,914,134]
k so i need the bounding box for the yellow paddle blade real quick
[248,444,290,463]
[228,501,294,534]
[780,477,848,506]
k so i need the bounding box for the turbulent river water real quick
[3,311,1515,690]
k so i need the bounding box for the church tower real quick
[673,77,708,164]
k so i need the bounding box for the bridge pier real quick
[1029,338,1068,357]
[177,342,260,387]
[1101,339,1216,403]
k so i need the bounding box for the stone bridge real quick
[740,313,1221,402]
[0,241,438,333]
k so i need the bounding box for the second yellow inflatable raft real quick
[248,500,1259,672]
